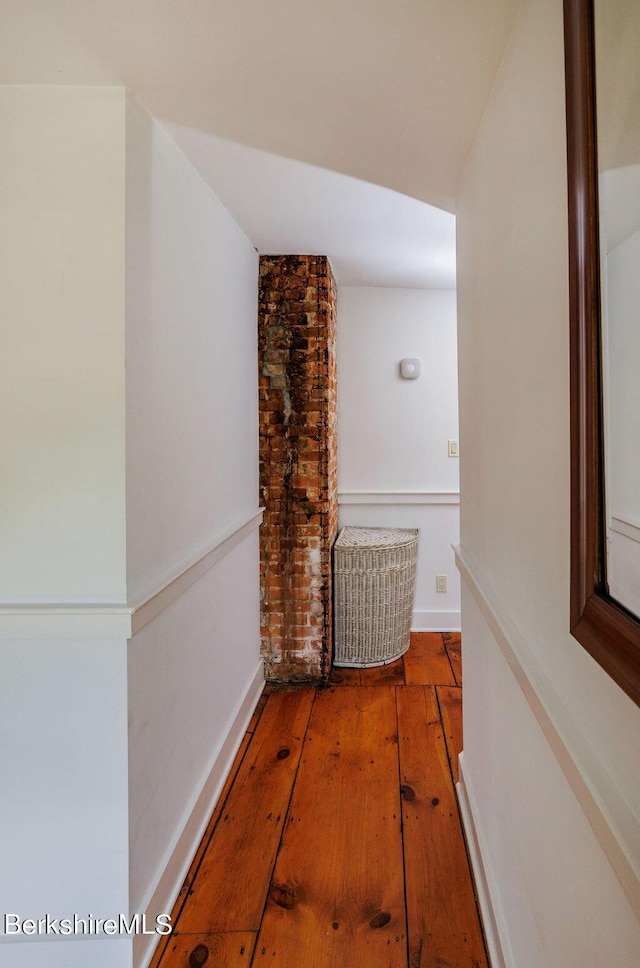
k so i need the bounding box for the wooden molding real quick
[457,754,510,968]
[338,490,460,505]
[610,515,640,545]
[0,509,264,640]
[130,508,264,635]
[411,609,461,632]
[455,543,640,919]
[134,661,265,968]
[564,0,640,706]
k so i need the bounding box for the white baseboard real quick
[135,660,265,968]
[457,752,511,968]
[0,937,133,967]
[411,609,461,631]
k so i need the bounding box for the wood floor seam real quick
[249,686,318,954]
[393,684,413,968]
[150,631,489,968]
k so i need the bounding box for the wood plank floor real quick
[150,632,489,968]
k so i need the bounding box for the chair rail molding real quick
[610,515,640,545]
[338,490,460,505]
[0,508,264,639]
[454,542,640,921]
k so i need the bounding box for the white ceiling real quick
[165,125,456,288]
[1,0,519,212]
[1,0,520,289]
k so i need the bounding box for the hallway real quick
[151,633,488,968]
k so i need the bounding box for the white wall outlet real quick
[436,574,448,593]
[448,439,459,457]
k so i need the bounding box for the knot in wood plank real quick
[369,911,392,929]
[188,944,209,967]
[270,882,298,909]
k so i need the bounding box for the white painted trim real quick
[0,604,134,640]
[135,660,265,968]
[454,543,640,921]
[0,509,264,640]
[610,514,640,544]
[0,937,133,959]
[457,752,511,968]
[411,609,461,631]
[130,508,264,634]
[338,490,460,505]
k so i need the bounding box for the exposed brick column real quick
[258,255,338,682]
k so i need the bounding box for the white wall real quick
[456,0,640,964]
[337,286,460,628]
[0,89,262,968]
[124,99,262,966]
[0,637,129,932]
[128,536,262,939]
[607,525,640,620]
[125,100,260,603]
[0,87,132,967]
[604,229,640,613]
[0,86,127,603]
[605,228,640,525]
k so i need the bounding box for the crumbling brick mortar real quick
[258,255,338,682]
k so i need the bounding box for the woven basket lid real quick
[335,526,419,549]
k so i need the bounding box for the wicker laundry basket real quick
[333,526,419,668]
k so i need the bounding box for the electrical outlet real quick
[436,574,448,593]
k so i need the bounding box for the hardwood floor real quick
[150,632,488,968]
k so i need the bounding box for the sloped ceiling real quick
[163,126,457,288]
[1,0,520,213]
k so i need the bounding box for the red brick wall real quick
[258,255,338,682]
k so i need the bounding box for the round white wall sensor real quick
[400,358,421,379]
